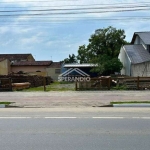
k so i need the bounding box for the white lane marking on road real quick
[132,117,150,119]
[141,117,150,119]
[92,117,124,119]
[132,117,140,119]
[45,117,77,119]
[0,117,150,119]
[0,117,31,119]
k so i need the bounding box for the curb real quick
[113,103,150,107]
[0,104,5,108]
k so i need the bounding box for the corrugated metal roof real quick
[131,32,150,44]
[63,63,96,68]
[124,45,150,64]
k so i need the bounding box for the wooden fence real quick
[75,76,150,90]
[115,76,150,90]
[0,75,52,91]
[0,78,12,91]
[75,77,111,90]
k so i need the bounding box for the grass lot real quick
[22,82,75,91]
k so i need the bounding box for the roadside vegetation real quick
[22,81,75,92]
[111,85,127,90]
[0,102,14,105]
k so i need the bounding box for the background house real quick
[11,61,52,76]
[0,58,11,75]
[0,54,35,62]
[46,62,61,81]
[61,63,98,78]
[119,32,150,77]
[0,53,61,80]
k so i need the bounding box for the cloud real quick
[20,32,44,46]
[0,26,9,34]
[1,0,150,61]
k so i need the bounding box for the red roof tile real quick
[0,54,33,61]
[0,58,6,62]
[49,62,62,68]
[11,61,52,66]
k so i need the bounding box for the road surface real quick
[0,108,150,150]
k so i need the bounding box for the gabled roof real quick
[0,54,33,61]
[49,62,62,68]
[11,61,52,66]
[124,45,150,64]
[0,58,7,62]
[131,32,150,44]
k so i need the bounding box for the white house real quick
[119,32,150,77]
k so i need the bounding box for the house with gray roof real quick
[118,32,150,76]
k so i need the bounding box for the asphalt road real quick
[0,108,150,150]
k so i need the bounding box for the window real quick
[55,69,61,74]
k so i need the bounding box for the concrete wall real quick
[134,35,147,50]
[131,62,150,77]
[11,66,48,76]
[118,47,131,76]
[28,72,47,76]
[134,35,140,44]
[11,66,47,73]
[0,59,10,75]
[27,55,35,61]
[46,68,61,81]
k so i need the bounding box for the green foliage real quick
[90,54,123,75]
[112,84,127,90]
[76,45,89,63]
[77,26,128,75]
[0,102,14,105]
[63,54,78,63]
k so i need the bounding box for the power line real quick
[0,8,149,17]
[0,5,150,13]
[0,0,79,3]
[1,1,150,8]
[0,1,150,4]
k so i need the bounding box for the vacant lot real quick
[23,82,75,91]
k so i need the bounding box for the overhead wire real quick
[0,1,149,27]
[1,1,150,8]
[0,1,150,4]
[0,8,149,17]
[0,5,150,13]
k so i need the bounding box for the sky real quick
[0,0,150,62]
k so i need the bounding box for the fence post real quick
[9,78,12,91]
[137,76,139,90]
[108,77,111,90]
[43,77,46,91]
[75,82,77,91]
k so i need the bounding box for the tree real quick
[76,45,90,63]
[63,54,78,63]
[77,26,128,75]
